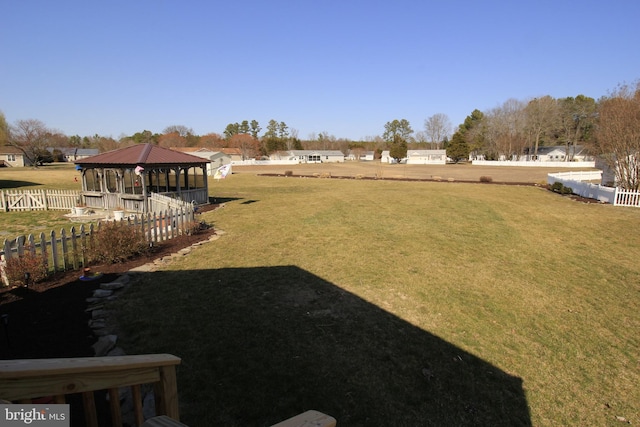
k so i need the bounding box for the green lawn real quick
[110,174,640,426]
[0,164,85,237]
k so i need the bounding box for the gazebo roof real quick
[75,143,208,167]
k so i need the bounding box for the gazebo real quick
[74,144,210,213]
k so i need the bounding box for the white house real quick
[0,145,29,167]
[170,147,231,175]
[406,150,447,165]
[346,150,375,161]
[277,150,345,163]
[58,148,100,161]
[523,145,593,162]
[380,150,392,163]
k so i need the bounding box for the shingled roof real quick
[75,143,207,167]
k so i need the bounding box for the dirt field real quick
[231,162,596,184]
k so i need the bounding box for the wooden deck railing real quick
[0,354,337,427]
[0,354,181,427]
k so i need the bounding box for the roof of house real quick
[75,143,207,167]
[169,147,211,153]
[289,150,345,156]
[407,150,447,156]
[524,145,588,155]
[56,148,100,156]
[220,148,242,156]
[0,145,25,155]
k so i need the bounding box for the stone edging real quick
[84,230,224,424]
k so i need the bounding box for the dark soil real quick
[0,206,218,360]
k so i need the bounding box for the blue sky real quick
[1,0,638,141]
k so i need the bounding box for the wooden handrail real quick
[0,354,181,427]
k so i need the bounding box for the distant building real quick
[271,150,345,163]
[523,145,593,162]
[0,145,29,167]
[406,150,447,165]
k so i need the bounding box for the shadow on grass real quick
[116,266,531,426]
[0,180,41,189]
[208,196,242,205]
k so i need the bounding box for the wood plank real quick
[108,387,122,427]
[0,368,160,401]
[132,384,144,426]
[154,365,180,420]
[270,410,337,427]
[141,415,188,427]
[82,391,99,427]
[0,354,181,378]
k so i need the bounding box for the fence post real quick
[27,234,36,256]
[42,189,49,210]
[2,239,11,262]
[70,226,79,270]
[39,232,48,271]
[50,230,59,272]
[16,236,25,257]
[60,229,69,271]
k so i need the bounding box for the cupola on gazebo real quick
[74,144,209,213]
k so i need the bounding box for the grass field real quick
[113,171,638,426]
[0,164,85,237]
[1,163,638,426]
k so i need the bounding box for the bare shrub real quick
[2,249,49,287]
[480,176,493,183]
[87,221,149,264]
[184,220,210,236]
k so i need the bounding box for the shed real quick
[75,144,209,213]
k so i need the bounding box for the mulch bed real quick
[0,205,218,360]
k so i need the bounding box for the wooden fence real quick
[0,207,196,287]
[0,189,80,212]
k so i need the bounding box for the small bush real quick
[87,221,150,264]
[550,182,574,195]
[480,176,493,183]
[2,249,49,287]
[284,170,293,177]
[184,220,210,236]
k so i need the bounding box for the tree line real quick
[1,80,639,188]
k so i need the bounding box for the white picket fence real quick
[0,189,79,212]
[613,189,640,207]
[0,207,196,286]
[547,171,640,207]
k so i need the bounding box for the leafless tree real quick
[424,113,451,149]
[0,111,8,145]
[286,128,299,150]
[8,119,57,166]
[558,95,597,161]
[524,96,559,159]
[594,81,640,190]
[413,131,428,144]
[162,125,193,137]
[229,133,259,160]
[484,99,527,160]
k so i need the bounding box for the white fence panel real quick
[614,189,640,207]
[0,189,79,212]
[547,171,640,206]
[474,160,596,168]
